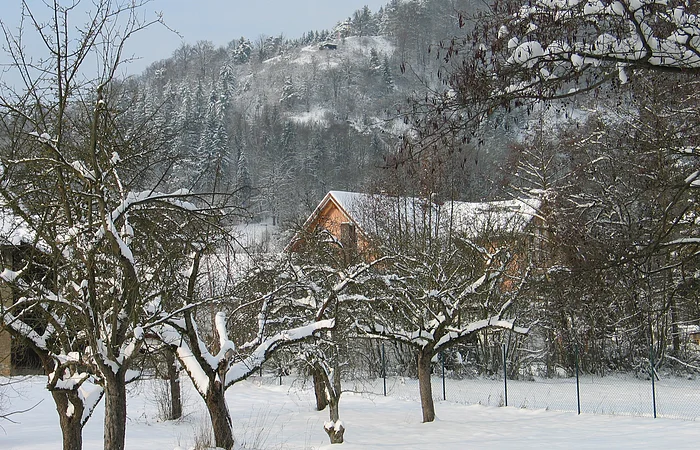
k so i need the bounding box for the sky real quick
[124,0,390,73]
[0,1,390,80]
[132,0,392,75]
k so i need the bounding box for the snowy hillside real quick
[127,1,497,225]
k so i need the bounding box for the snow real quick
[156,325,210,395]
[318,191,541,242]
[213,312,236,361]
[324,419,344,431]
[2,375,700,449]
[288,107,331,126]
[292,36,395,67]
[0,207,48,251]
[224,319,335,386]
[231,219,280,252]
[0,268,20,282]
[79,383,104,425]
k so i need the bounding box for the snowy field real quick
[2,375,700,449]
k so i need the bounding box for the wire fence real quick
[258,342,700,421]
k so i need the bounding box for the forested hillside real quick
[124,0,501,225]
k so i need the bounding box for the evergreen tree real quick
[369,48,381,74]
[382,55,394,93]
[280,76,299,108]
[235,148,253,208]
[233,36,252,64]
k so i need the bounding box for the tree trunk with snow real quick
[51,391,84,450]
[318,356,344,444]
[323,387,345,444]
[103,372,128,450]
[205,380,235,450]
[417,348,435,423]
[324,398,345,444]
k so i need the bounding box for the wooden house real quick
[288,190,543,261]
[0,208,44,375]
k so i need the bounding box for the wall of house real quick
[316,201,352,240]
[315,200,375,257]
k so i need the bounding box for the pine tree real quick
[369,48,381,74]
[233,36,252,64]
[280,76,299,108]
[235,148,253,208]
[382,56,394,93]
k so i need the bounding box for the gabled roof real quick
[291,190,541,249]
[450,197,541,237]
[287,191,374,250]
[0,205,51,254]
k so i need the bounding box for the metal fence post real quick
[650,343,657,418]
[442,351,446,401]
[382,342,387,397]
[575,342,581,415]
[502,343,508,407]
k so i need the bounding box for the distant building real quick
[0,208,44,375]
[319,42,338,50]
[287,190,542,262]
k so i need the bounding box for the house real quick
[286,191,374,261]
[0,208,44,376]
[288,190,542,260]
[691,329,700,346]
[680,325,700,346]
[319,42,338,50]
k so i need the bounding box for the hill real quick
[124,0,499,226]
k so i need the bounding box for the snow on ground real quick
[231,220,281,252]
[351,374,700,420]
[292,35,395,67]
[289,107,332,127]
[2,375,700,449]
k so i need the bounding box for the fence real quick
[357,343,700,420]
[259,342,700,421]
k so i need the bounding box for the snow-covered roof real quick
[301,190,541,244]
[0,207,37,248]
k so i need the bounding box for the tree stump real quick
[324,420,345,444]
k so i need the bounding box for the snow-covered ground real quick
[344,374,700,420]
[2,375,700,449]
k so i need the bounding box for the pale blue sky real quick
[127,0,390,73]
[1,1,389,78]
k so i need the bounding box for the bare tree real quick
[0,2,237,450]
[285,235,388,444]
[152,251,335,450]
[405,0,700,152]
[349,194,532,422]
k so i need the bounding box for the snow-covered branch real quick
[224,318,334,386]
[499,0,700,94]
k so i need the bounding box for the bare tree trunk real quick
[165,350,182,420]
[205,381,234,450]
[52,391,84,450]
[103,374,127,450]
[417,349,435,422]
[669,294,681,357]
[312,365,329,411]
